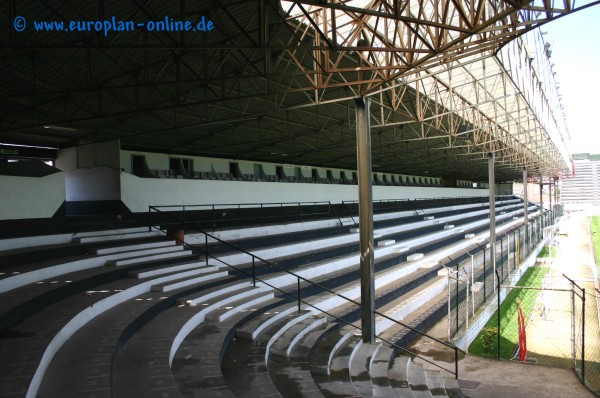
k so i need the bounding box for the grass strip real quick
[469,266,548,358]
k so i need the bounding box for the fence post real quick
[456,266,459,336]
[205,234,209,265]
[572,286,576,370]
[465,268,470,354]
[496,270,501,360]
[446,265,451,340]
[297,277,301,314]
[252,257,256,287]
[483,247,486,301]
[582,288,586,384]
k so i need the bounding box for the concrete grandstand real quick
[1,1,597,397]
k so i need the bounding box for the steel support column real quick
[549,176,553,213]
[523,169,528,250]
[539,177,544,229]
[355,97,375,343]
[489,153,496,289]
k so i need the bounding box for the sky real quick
[542,5,600,155]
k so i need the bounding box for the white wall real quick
[0,173,65,220]
[57,142,122,202]
[121,172,488,213]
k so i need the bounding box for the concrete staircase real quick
[0,198,539,397]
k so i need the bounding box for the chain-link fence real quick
[571,282,600,394]
[446,205,600,395]
[447,206,560,346]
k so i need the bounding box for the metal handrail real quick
[149,200,343,230]
[148,206,460,378]
[340,195,514,219]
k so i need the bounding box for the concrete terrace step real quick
[409,362,434,398]
[222,325,284,398]
[315,334,363,397]
[169,285,274,365]
[127,260,209,279]
[206,199,520,268]
[73,230,162,243]
[309,325,356,376]
[171,309,257,397]
[205,290,276,322]
[267,322,329,398]
[264,310,317,361]
[425,370,449,397]
[91,239,176,255]
[5,268,230,398]
[348,341,377,395]
[269,315,327,357]
[389,356,416,397]
[0,246,197,294]
[376,277,448,334]
[236,304,299,340]
[177,280,253,307]
[369,345,397,396]
[71,226,150,238]
[442,377,466,398]
[103,244,186,263]
[151,268,228,292]
[224,301,311,397]
[106,248,193,266]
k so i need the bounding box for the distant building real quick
[560,153,600,211]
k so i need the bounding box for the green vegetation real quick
[591,216,600,266]
[537,245,556,258]
[469,267,548,358]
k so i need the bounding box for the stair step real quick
[264,310,321,364]
[106,249,192,266]
[369,345,396,396]
[127,261,209,279]
[236,305,299,340]
[425,370,448,397]
[177,281,252,306]
[408,362,434,398]
[151,269,228,292]
[91,240,176,255]
[290,321,335,360]
[205,290,275,322]
[309,326,356,376]
[320,335,363,397]
[442,377,466,398]
[349,341,376,395]
[389,356,413,395]
[270,316,327,357]
[71,226,149,238]
[376,277,447,334]
[73,230,161,243]
[105,244,185,263]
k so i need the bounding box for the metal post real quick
[466,271,469,354]
[489,153,496,290]
[582,288,586,383]
[297,277,302,314]
[500,236,504,282]
[355,97,376,343]
[539,177,544,229]
[549,176,553,223]
[523,169,528,249]
[496,270,501,360]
